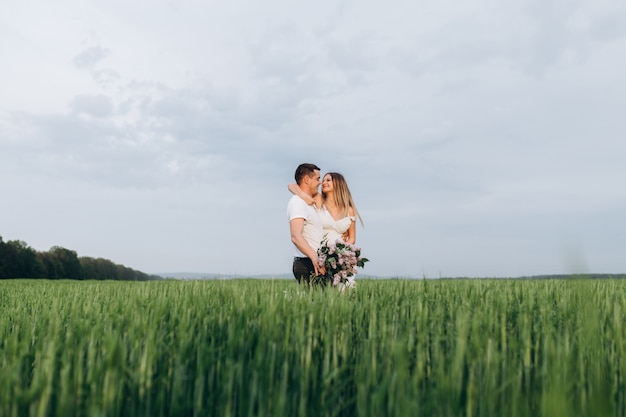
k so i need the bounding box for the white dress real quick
[318,206,358,291]
[318,206,355,244]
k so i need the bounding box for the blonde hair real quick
[323,172,364,226]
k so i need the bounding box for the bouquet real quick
[313,238,369,288]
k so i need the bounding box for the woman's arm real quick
[312,193,323,208]
[287,183,322,207]
[345,206,356,244]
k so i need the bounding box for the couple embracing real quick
[287,163,363,285]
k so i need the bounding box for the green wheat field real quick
[2,278,626,417]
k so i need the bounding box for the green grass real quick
[1,278,625,417]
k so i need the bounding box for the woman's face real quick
[321,174,333,193]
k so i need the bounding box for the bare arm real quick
[290,218,325,276]
[287,183,323,208]
[345,206,356,244]
[312,193,323,208]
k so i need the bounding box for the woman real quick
[288,172,363,245]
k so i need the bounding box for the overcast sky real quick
[1,0,625,278]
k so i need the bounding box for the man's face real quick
[307,170,321,196]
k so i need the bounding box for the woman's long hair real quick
[323,172,364,226]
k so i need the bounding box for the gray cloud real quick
[70,94,113,118]
[1,0,625,277]
[73,46,110,69]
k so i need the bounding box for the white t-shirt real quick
[287,195,324,257]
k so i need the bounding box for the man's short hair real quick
[295,163,321,185]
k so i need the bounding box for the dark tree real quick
[46,246,82,279]
[0,237,44,278]
[1,234,160,281]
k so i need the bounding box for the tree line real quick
[0,235,161,281]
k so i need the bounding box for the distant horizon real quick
[154,271,626,280]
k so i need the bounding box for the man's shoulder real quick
[288,195,306,207]
[288,195,315,219]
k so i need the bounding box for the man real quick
[287,163,326,284]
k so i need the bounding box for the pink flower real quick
[316,238,369,288]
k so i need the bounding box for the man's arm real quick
[290,218,324,276]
